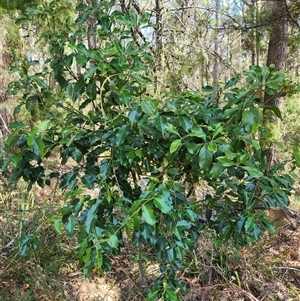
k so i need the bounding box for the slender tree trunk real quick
[0,22,12,143]
[87,0,98,51]
[255,1,260,66]
[153,0,163,94]
[213,0,220,104]
[263,0,289,171]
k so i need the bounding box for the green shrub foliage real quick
[3,1,297,299]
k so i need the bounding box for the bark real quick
[263,0,289,171]
[263,0,294,223]
[0,24,12,142]
[87,0,98,51]
[255,1,260,66]
[212,0,220,104]
[153,0,163,93]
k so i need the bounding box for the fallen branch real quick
[277,266,300,272]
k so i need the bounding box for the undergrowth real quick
[0,179,299,300]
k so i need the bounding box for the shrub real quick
[3,1,297,299]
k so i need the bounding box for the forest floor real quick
[0,181,300,301]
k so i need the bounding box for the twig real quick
[239,289,260,301]
[277,266,300,272]
[0,238,16,250]
[0,113,11,134]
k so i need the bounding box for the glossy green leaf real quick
[252,225,261,240]
[209,162,225,178]
[186,143,201,154]
[130,11,138,26]
[244,216,254,232]
[292,146,300,167]
[84,66,98,79]
[223,106,239,118]
[251,139,260,150]
[77,239,88,258]
[32,75,47,89]
[239,153,249,163]
[166,248,175,262]
[237,216,245,233]
[107,234,119,249]
[132,212,140,231]
[165,123,180,136]
[66,215,75,236]
[175,246,184,261]
[154,115,166,136]
[115,125,128,146]
[66,83,74,98]
[71,147,82,163]
[178,115,192,132]
[188,126,206,140]
[242,106,261,132]
[119,89,131,105]
[208,142,217,153]
[147,289,160,301]
[222,224,233,241]
[9,121,24,130]
[74,75,86,94]
[176,220,191,230]
[213,123,224,139]
[141,100,156,116]
[61,204,73,217]
[142,205,156,226]
[224,77,238,90]
[81,172,97,189]
[262,222,276,234]
[129,107,140,126]
[170,139,181,154]
[202,85,214,92]
[54,219,63,234]
[32,139,41,157]
[85,199,101,234]
[217,156,235,167]
[113,39,124,54]
[11,153,22,167]
[15,17,31,25]
[27,127,38,146]
[268,105,282,120]
[199,145,212,171]
[37,137,45,159]
[82,247,91,263]
[37,120,50,132]
[165,288,180,301]
[242,166,263,178]
[153,193,173,214]
[75,54,88,68]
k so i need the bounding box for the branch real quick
[277,266,300,271]
[0,113,11,135]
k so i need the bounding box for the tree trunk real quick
[212,0,220,104]
[87,0,98,51]
[153,0,163,94]
[263,0,289,171]
[255,1,260,66]
[263,0,295,224]
[0,20,12,143]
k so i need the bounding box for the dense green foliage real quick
[3,1,299,299]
